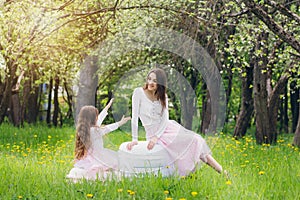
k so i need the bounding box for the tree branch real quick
[265,0,300,24]
[224,9,249,17]
[243,0,300,53]
[58,0,75,11]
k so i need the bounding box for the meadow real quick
[0,123,299,200]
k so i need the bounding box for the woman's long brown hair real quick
[74,106,98,160]
[144,68,167,109]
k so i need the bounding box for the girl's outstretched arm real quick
[100,116,131,135]
[97,109,108,126]
[104,98,114,111]
[97,98,114,126]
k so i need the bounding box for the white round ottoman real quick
[118,141,175,177]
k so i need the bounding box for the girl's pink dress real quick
[67,109,119,181]
[131,87,211,176]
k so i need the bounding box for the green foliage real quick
[0,125,299,199]
[1,0,300,144]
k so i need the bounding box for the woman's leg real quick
[205,155,223,173]
[204,155,229,179]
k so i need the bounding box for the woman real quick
[126,68,227,177]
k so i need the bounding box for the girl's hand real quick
[147,136,158,150]
[118,115,131,126]
[104,98,114,110]
[126,141,138,150]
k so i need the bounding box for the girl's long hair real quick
[74,106,98,160]
[144,68,167,109]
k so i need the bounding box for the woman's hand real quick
[118,115,131,126]
[126,141,138,150]
[147,136,158,150]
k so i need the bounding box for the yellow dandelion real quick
[86,194,93,198]
[117,189,123,193]
[129,191,135,195]
[18,196,23,199]
[164,190,169,195]
[179,198,186,200]
[127,189,132,194]
[258,171,265,175]
[165,198,173,200]
[226,180,232,185]
[191,191,198,197]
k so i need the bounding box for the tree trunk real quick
[290,80,299,132]
[9,68,24,126]
[53,76,60,127]
[279,85,289,133]
[268,74,289,143]
[0,62,15,124]
[11,91,21,126]
[21,69,39,124]
[75,55,98,123]
[21,77,30,125]
[233,64,254,138]
[46,78,53,125]
[26,86,39,123]
[253,32,274,144]
[283,84,289,133]
[201,83,211,134]
[254,31,290,144]
[180,80,195,130]
[63,81,73,119]
[225,67,233,124]
[293,105,300,147]
[177,68,198,130]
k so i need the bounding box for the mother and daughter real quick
[67,68,227,181]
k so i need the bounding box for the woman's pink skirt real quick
[145,120,211,176]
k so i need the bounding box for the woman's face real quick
[147,72,157,91]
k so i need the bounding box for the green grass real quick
[0,123,299,200]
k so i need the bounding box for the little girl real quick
[67,99,130,181]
